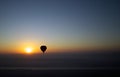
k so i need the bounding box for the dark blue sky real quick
[0,0,120,53]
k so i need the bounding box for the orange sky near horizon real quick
[0,40,119,54]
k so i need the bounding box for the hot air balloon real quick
[40,45,47,53]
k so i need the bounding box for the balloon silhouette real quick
[40,45,47,53]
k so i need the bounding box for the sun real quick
[25,48,32,53]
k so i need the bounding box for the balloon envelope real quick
[40,45,47,53]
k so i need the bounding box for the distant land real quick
[0,50,120,69]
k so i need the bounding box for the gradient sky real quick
[0,0,120,53]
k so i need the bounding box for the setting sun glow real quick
[25,48,32,54]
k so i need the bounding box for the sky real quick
[0,0,120,54]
